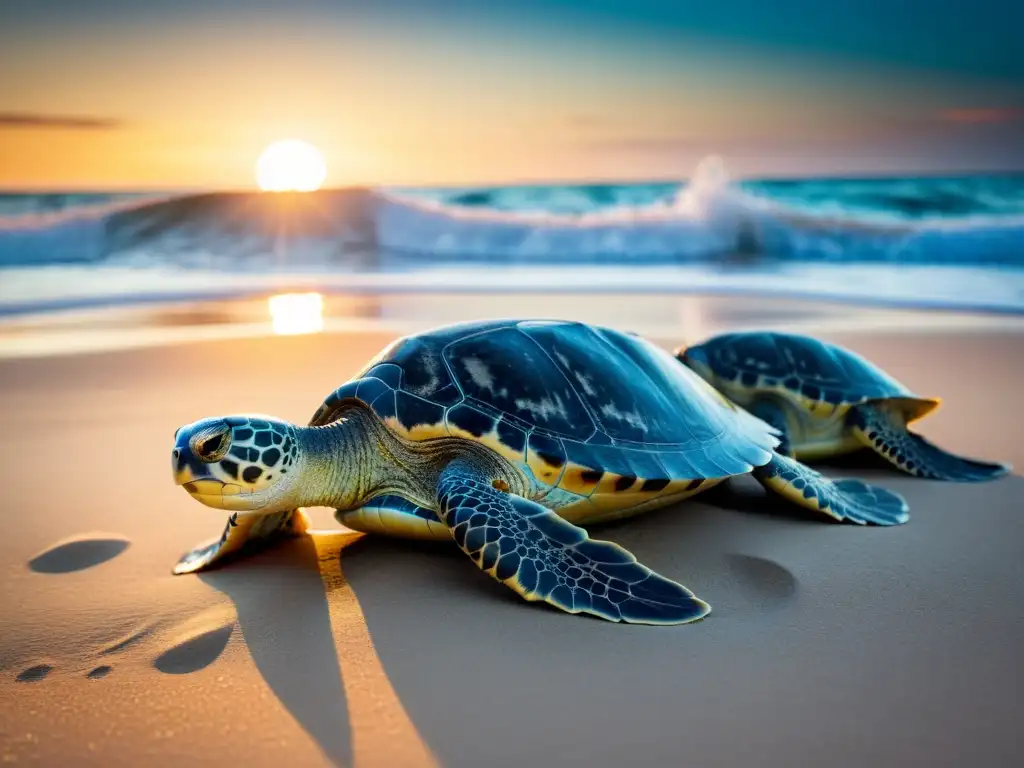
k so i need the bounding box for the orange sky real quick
[2,4,1022,190]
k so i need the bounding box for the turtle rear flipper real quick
[753,453,909,526]
[436,459,711,625]
[851,403,1010,483]
[173,508,310,575]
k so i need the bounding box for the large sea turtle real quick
[172,319,908,625]
[676,330,1010,482]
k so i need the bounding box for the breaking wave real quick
[1,158,1023,314]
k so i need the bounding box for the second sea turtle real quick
[677,330,1009,482]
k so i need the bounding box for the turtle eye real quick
[199,435,224,456]
[190,426,230,462]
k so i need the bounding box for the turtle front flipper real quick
[753,453,909,526]
[173,508,310,575]
[436,459,710,625]
[850,403,1010,483]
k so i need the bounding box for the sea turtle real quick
[172,319,908,625]
[676,330,1010,483]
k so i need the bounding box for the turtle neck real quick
[289,404,528,512]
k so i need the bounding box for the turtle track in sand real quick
[719,553,798,612]
[15,663,54,682]
[28,533,130,574]
[153,623,234,675]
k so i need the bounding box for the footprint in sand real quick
[153,624,234,675]
[719,553,798,612]
[28,534,130,574]
[87,665,113,679]
[15,664,53,683]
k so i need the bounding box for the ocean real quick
[2,158,1023,316]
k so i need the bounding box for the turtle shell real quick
[310,319,779,500]
[685,331,933,414]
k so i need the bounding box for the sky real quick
[1,0,1022,189]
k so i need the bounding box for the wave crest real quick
[1,158,1023,270]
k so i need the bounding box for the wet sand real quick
[0,295,1021,767]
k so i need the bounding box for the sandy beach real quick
[1,294,1021,768]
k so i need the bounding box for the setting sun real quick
[255,139,327,192]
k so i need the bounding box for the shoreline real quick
[1,290,1023,361]
[3,263,1024,322]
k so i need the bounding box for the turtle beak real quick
[172,447,194,485]
[180,480,253,511]
[676,345,713,380]
[172,442,212,487]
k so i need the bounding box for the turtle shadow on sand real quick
[198,536,356,768]
[180,486,825,768]
[697,474,833,524]
[341,502,803,768]
[590,496,801,614]
[813,449,913,474]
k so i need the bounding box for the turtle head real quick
[674,342,715,382]
[172,415,301,513]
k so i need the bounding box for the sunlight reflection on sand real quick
[314,532,439,768]
[269,292,325,336]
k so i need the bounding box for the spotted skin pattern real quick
[173,416,300,501]
[437,459,710,625]
[850,404,1010,483]
[172,416,304,572]
[752,453,909,526]
[221,416,299,490]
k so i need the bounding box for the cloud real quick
[0,112,123,130]
[938,108,1024,125]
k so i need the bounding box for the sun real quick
[255,139,327,192]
